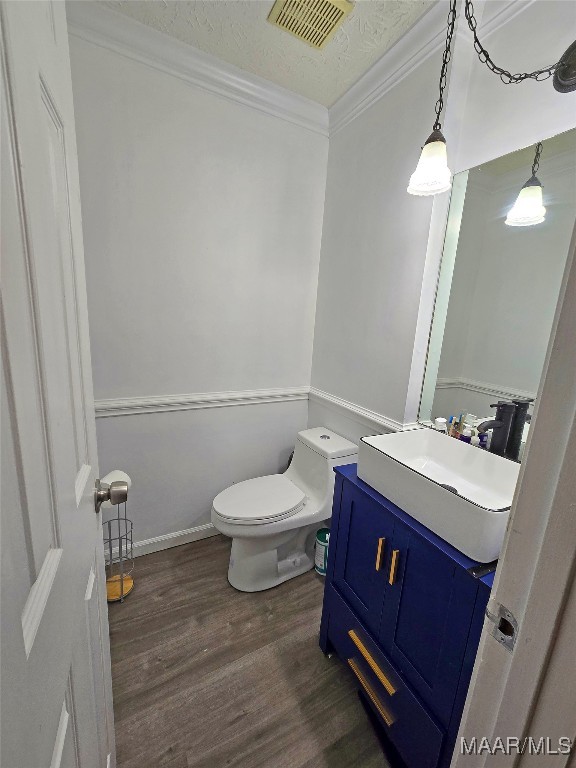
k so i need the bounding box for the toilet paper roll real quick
[99,470,132,509]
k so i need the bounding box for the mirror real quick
[419,128,576,459]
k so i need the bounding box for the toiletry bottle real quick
[478,432,488,450]
[434,417,448,434]
[452,414,464,439]
[460,429,472,444]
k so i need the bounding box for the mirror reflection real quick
[420,129,576,461]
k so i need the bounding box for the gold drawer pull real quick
[348,630,396,696]
[389,549,400,585]
[348,658,395,727]
[375,537,385,571]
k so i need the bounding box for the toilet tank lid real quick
[297,428,358,459]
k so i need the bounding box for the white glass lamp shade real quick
[505,177,546,226]
[407,131,452,196]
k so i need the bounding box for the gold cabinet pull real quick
[348,658,395,727]
[375,537,385,571]
[348,630,396,696]
[389,549,400,585]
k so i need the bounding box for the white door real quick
[1,3,115,768]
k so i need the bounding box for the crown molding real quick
[65,2,329,137]
[66,1,537,141]
[329,1,448,136]
[94,386,310,417]
[329,0,540,137]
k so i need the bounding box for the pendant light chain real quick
[531,142,543,176]
[433,0,457,131]
[464,0,558,84]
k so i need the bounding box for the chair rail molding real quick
[66,1,328,137]
[94,386,310,417]
[309,387,420,434]
[95,385,420,434]
[436,377,536,403]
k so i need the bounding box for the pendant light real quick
[408,1,456,196]
[407,0,574,198]
[505,142,546,227]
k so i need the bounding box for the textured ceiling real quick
[103,0,434,106]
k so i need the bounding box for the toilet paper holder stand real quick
[98,470,134,603]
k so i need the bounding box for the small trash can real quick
[315,528,330,576]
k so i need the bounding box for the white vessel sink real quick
[357,429,520,563]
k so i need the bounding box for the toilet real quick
[211,427,358,592]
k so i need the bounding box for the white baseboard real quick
[127,522,219,558]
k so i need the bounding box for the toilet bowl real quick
[211,427,358,592]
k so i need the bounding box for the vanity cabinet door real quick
[332,482,395,638]
[378,524,479,725]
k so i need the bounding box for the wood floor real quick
[108,535,388,768]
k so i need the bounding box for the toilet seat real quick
[212,475,306,525]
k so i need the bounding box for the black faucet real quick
[505,399,534,462]
[477,401,516,457]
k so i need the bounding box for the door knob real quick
[94,478,128,513]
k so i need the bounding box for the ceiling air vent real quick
[268,0,354,50]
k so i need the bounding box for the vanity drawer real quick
[326,586,444,768]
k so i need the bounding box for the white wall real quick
[310,60,437,427]
[95,400,306,546]
[70,0,576,548]
[309,0,576,443]
[69,29,328,547]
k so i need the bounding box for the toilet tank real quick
[285,428,358,516]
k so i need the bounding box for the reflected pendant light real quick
[505,142,547,227]
[407,1,456,196]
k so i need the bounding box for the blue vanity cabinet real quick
[332,479,396,638]
[320,465,492,768]
[378,522,480,725]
